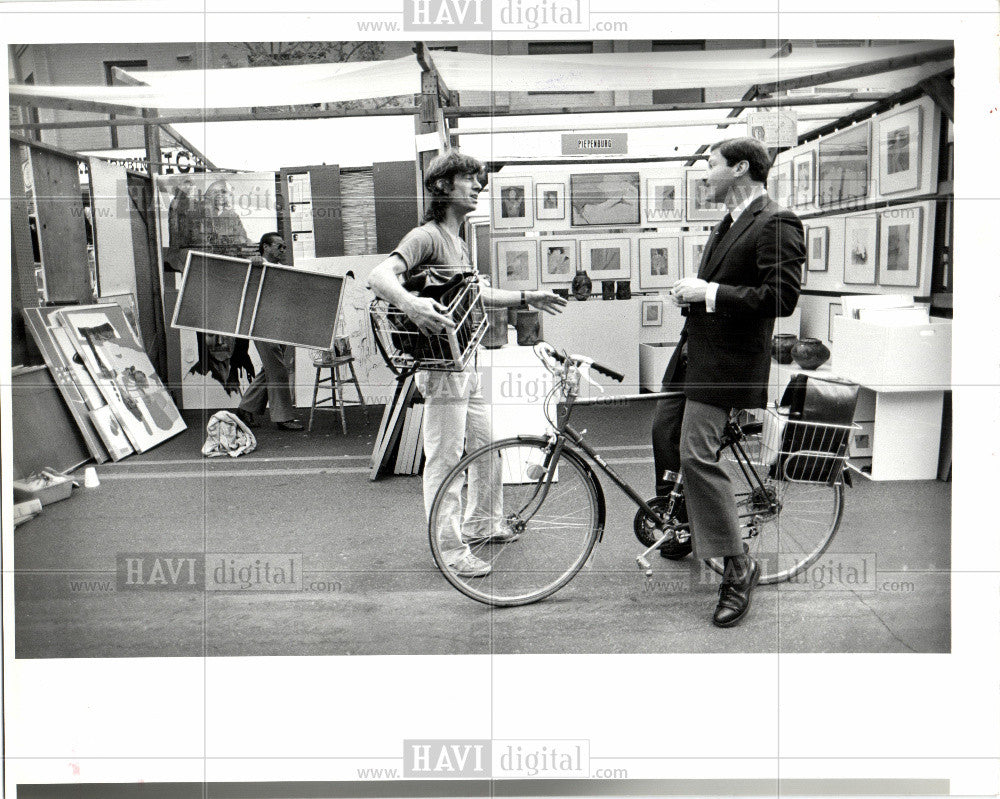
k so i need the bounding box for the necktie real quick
[716,212,733,239]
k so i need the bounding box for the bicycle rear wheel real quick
[710,438,845,584]
[428,437,601,606]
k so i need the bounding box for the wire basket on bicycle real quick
[369,278,488,373]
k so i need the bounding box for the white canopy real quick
[10,42,949,111]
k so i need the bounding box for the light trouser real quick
[417,365,503,560]
[239,342,295,423]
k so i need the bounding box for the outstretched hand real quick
[527,290,568,315]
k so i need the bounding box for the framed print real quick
[642,300,663,327]
[495,239,539,290]
[828,302,844,344]
[817,122,871,207]
[570,172,640,226]
[792,150,815,208]
[645,177,683,223]
[580,238,631,279]
[878,207,922,288]
[492,177,534,229]
[540,239,577,284]
[685,169,726,222]
[638,236,681,289]
[682,234,710,277]
[535,182,566,220]
[807,226,829,272]
[878,106,923,195]
[843,214,879,285]
[769,160,793,208]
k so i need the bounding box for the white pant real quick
[417,366,503,558]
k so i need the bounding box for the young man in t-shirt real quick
[369,151,566,577]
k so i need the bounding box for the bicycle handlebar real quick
[546,347,625,383]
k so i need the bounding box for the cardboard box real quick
[13,470,75,506]
[832,316,951,391]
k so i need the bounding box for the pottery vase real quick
[571,270,592,301]
[790,337,831,370]
[771,333,798,364]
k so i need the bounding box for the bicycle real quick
[428,342,853,607]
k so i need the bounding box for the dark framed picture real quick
[817,122,871,208]
[792,150,815,208]
[638,236,681,289]
[807,226,829,272]
[540,239,577,284]
[641,299,663,327]
[535,182,566,220]
[878,106,922,195]
[570,172,640,226]
[843,214,878,285]
[644,177,683,223]
[492,177,534,229]
[877,206,922,288]
[685,169,726,222]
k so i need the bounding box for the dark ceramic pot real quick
[791,337,831,370]
[772,333,798,364]
[571,270,592,301]
[515,311,541,347]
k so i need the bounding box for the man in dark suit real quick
[652,137,804,627]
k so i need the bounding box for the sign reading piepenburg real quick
[403,0,589,31]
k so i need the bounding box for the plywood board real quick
[90,160,137,298]
[31,147,91,303]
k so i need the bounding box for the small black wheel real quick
[633,496,676,548]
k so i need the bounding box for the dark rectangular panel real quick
[31,148,91,303]
[11,144,39,365]
[249,266,343,349]
[374,160,419,254]
[173,252,247,334]
[12,366,92,480]
[308,164,344,258]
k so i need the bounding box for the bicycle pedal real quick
[637,555,651,571]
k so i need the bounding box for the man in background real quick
[235,233,304,431]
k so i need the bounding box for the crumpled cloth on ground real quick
[202,411,257,458]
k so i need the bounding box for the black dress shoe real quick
[659,532,693,560]
[233,408,257,428]
[276,419,304,431]
[712,557,760,628]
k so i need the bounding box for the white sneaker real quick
[446,552,492,578]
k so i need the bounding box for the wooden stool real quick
[309,339,367,434]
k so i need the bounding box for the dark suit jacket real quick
[662,195,804,410]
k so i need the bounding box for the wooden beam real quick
[798,68,954,143]
[918,74,954,123]
[444,93,890,119]
[112,66,219,170]
[753,44,953,95]
[11,104,421,131]
[10,133,88,163]
[8,88,148,117]
[414,41,458,107]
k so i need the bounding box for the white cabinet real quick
[769,355,947,482]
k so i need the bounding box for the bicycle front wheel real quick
[428,437,601,607]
